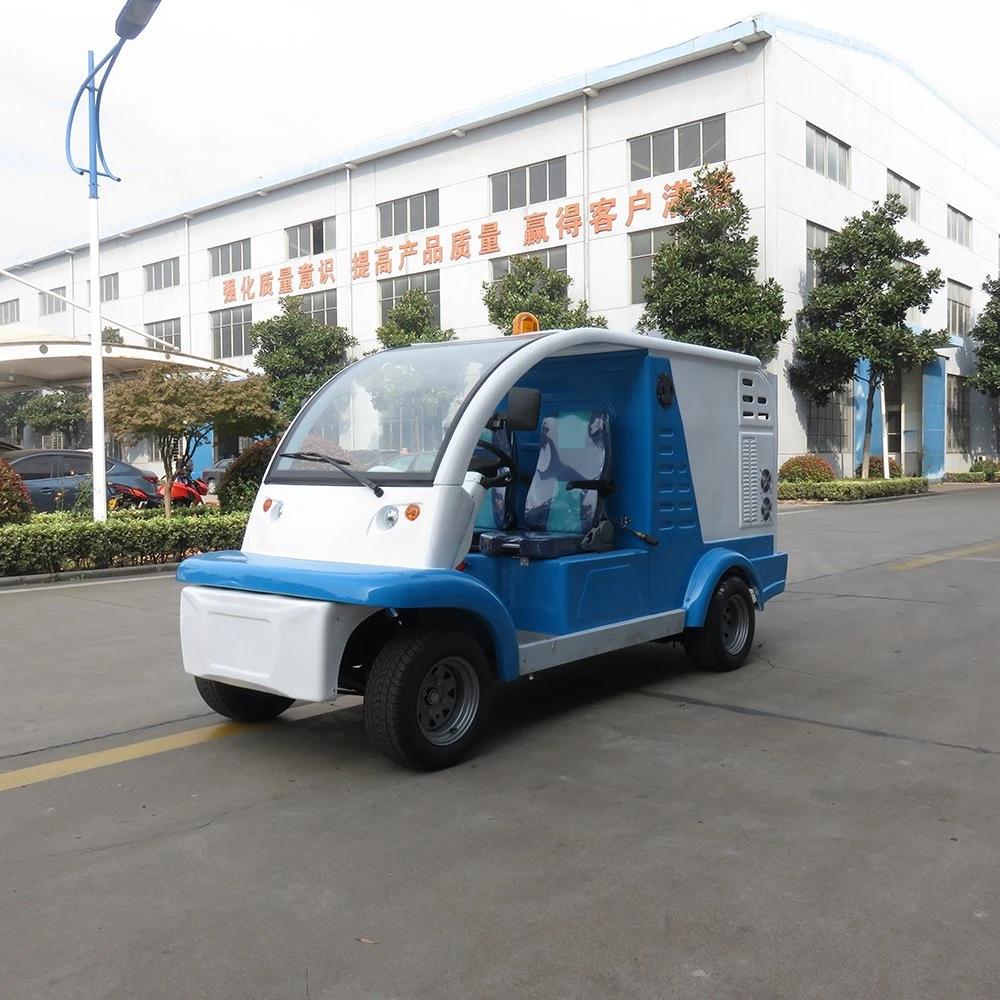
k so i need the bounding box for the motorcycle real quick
[157,471,209,507]
[107,482,164,511]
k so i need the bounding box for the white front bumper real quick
[179,586,376,702]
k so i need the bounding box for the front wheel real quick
[682,576,756,673]
[364,629,493,770]
[195,677,294,722]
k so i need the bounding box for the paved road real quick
[1,487,999,1000]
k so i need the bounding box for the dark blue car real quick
[6,449,160,513]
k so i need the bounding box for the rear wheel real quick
[364,629,493,770]
[682,576,756,673]
[195,677,294,722]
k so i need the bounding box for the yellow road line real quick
[889,540,1000,571]
[0,721,250,794]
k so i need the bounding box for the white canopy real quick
[0,326,250,392]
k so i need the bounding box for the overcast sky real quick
[1,0,998,266]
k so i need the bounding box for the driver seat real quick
[479,410,613,560]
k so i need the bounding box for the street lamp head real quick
[115,0,161,40]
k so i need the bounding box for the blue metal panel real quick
[682,548,788,628]
[853,360,884,472]
[922,357,946,481]
[189,430,214,482]
[176,551,521,681]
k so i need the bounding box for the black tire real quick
[364,629,493,770]
[682,575,756,673]
[195,676,294,722]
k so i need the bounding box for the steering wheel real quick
[473,438,518,486]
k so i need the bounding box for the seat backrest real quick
[523,411,611,534]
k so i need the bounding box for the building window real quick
[0,298,19,325]
[145,317,181,350]
[144,257,181,292]
[806,390,852,454]
[209,238,251,277]
[805,124,849,186]
[379,403,450,455]
[40,287,67,316]
[947,206,972,248]
[629,115,726,181]
[947,280,972,337]
[286,218,336,259]
[628,228,676,303]
[299,289,338,328]
[490,158,566,213]
[489,246,568,283]
[377,192,438,240]
[378,270,440,326]
[947,374,970,452]
[887,171,919,221]
[805,222,832,293]
[100,273,119,302]
[211,304,253,359]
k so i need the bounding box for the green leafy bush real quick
[220,437,280,511]
[0,457,33,525]
[778,454,836,482]
[942,472,988,483]
[969,458,1000,481]
[854,455,903,479]
[0,512,249,578]
[778,477,928,501]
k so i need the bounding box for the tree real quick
[790,195,947,478]
[19,391,90,447]
[969,276,1000,398]
[363,289,460,452]
[482,255,606,334]
[105,366,280,516]
[102,327,124,344]
[0,391,36,442]
[251,297,357,424]
[638,165,788,362]
[373,287,455,350]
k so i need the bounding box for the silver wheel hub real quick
[417,656,480,747]
[720,594,751,654]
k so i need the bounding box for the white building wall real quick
[2,22,998,473]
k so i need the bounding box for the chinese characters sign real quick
[217,178,695,305]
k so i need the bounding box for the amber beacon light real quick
[512,312,540,335]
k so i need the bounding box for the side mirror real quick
[496,387,541,432]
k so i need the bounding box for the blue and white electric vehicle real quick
[177,327,787,769]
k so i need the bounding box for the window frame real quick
[209,238,252,277]
[489,246,568,284]
[887,170,919,221]
[286,217,337,259]
[39,286,67,316]
[489,158,567,214]
[99,272,119,303]
[376,192,439,240]
[0,298,20,325]
[628,115,726,182]
[210,304,253,360]
[145,317,182,350]
[144,257,181,292]
[299,289,339,328]
[805,123,850,186]
[946,373,971,453]
[377,270,441,326]
[947,206,972,248]
[806,389,852,455]
[627,227,677,304]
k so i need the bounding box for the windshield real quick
[267,338,526,484]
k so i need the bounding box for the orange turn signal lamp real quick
[512,312,540,335]
[405,503,421,521]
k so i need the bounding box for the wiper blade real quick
[279,451,384,497]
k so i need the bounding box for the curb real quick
[0,562,181,590]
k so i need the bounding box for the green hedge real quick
[778,477,929,502]
[0,511,249,578]
[942,472,989,483]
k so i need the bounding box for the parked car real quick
[6,449,160,513]
[365,450,439,473]
[200,457,235,494]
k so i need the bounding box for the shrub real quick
[778,477,928,502]
[942,472,988,483]
[219,437,280,511]
[969,458,1000,481]
[0,511,249,578]
[778,454,835,482]
[854,455,903,479]
[0,457,33,525]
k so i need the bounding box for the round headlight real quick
[383,506,399,529]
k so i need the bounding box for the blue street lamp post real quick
[65,0,161,520]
